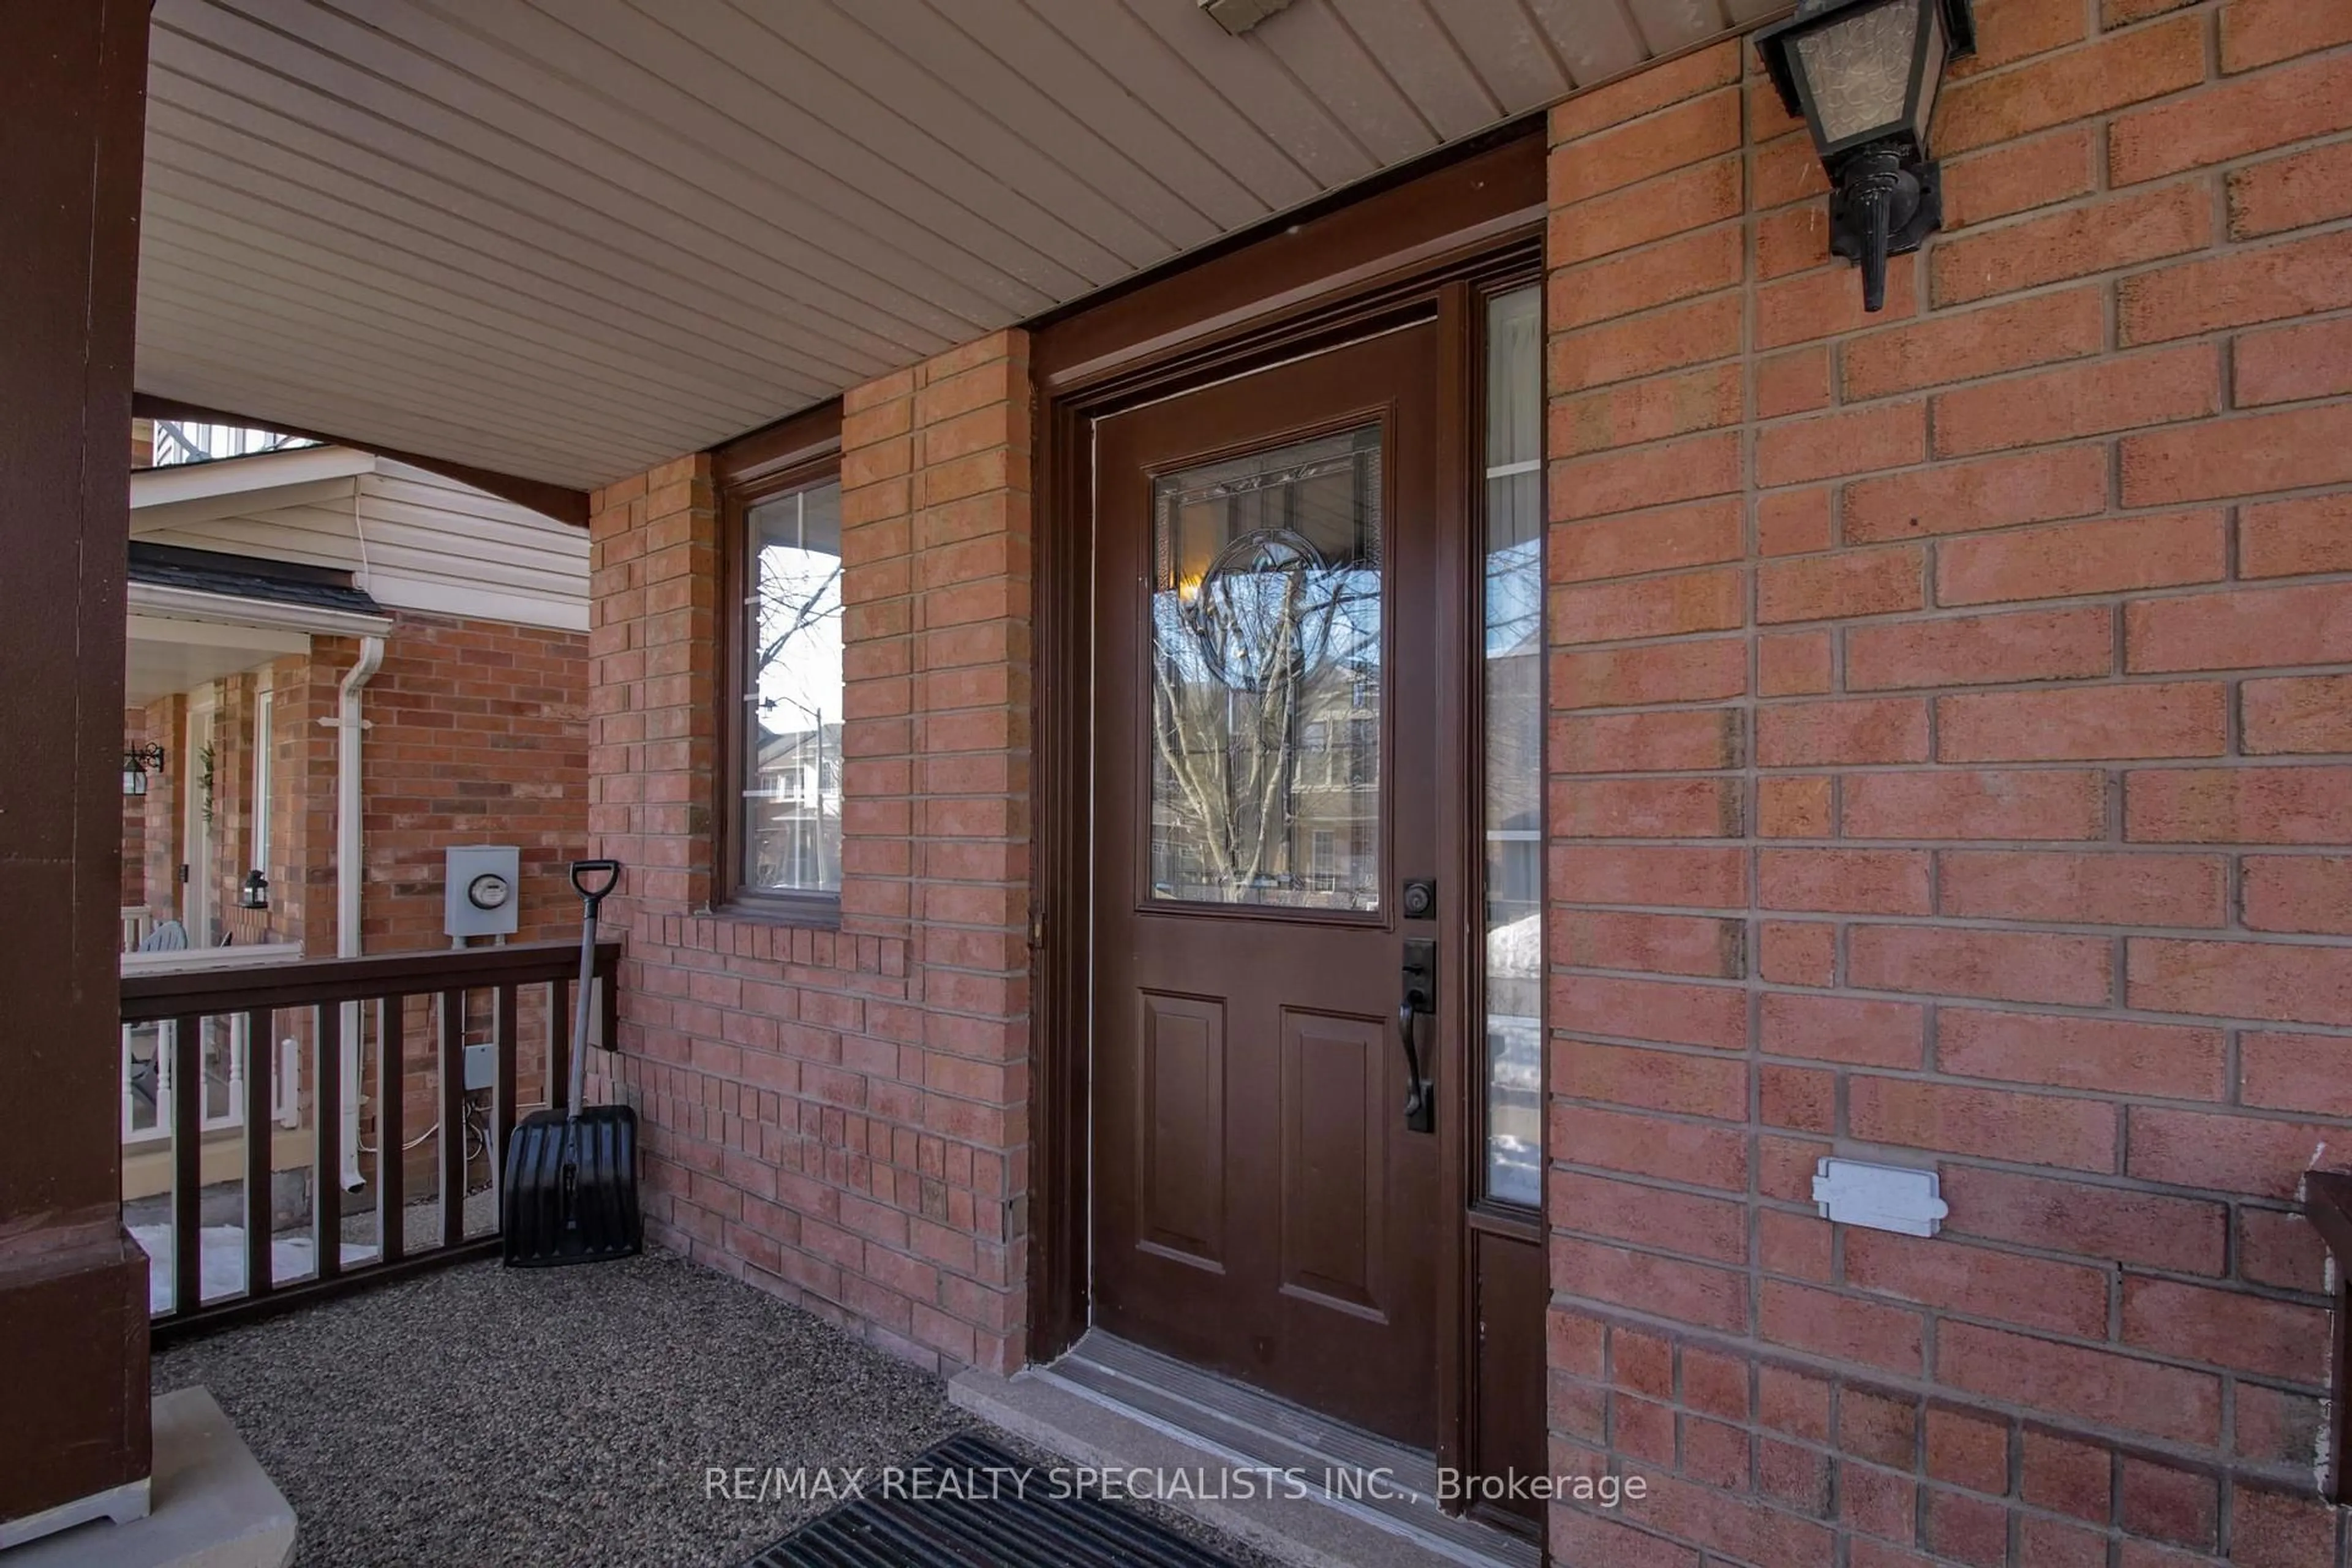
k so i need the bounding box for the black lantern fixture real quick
[1755,0,1976,311]
[239,869,270,911]
[123,742,167,797]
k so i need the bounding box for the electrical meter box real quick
[445,845,521,940]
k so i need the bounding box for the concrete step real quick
[951,1336,1537,1568]
[4,1387,293,1568]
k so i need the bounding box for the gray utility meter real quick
[444,845,521,940]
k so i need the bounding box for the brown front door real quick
[1091,323,1442,1446]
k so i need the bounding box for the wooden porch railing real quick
[121,938,619,1341]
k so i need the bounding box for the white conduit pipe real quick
[334,635,385,1192]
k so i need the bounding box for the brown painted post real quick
[0,0,156,1531]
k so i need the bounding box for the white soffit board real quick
[129,443,376,509]
[137,0,1750,491]
[126,616,309,705]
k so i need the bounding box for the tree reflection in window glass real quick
[742,480,843,895]
[1483,286,1545,1209]
[1147,427,1383,912]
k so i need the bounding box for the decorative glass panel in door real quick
[1147,426,1383,912]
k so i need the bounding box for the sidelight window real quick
[1482,285,1545,1210]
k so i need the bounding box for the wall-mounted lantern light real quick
[239,870,271,911]
[1755,0,1975,311]
[124,742,167,797]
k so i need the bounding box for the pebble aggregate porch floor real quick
[153,1248,1274,1568]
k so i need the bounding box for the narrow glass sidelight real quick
[1147,426,1384,912]
[742,479,844,895]
[1482,286,1544,1209]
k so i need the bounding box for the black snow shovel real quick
[502,858,641,1267]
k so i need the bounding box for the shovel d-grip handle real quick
[564,858,622,1123]
[569,858,622,910]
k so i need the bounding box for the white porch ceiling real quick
[140,0,1772,492]
[126,615,309,706]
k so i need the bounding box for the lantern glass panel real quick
[1796,0,1920,146]
[1912,1,1950,148]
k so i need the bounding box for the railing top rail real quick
[122,942,306,976]
[121,938,620,1021]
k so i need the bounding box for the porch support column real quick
[0,0,156,1534]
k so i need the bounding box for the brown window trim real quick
[714,401,845,926]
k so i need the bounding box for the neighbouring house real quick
[116,428,589,1292]
[10,2,2352,1565]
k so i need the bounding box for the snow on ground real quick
[130,1223,377,1314]
[1487,911,1542,977]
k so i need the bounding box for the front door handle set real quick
[1398,938,1437,1134]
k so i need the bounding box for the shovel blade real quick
[501,1104,643,1267]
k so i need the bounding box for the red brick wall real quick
[204,674,263,943]
[1544,6,2351,1564]
[132,695,182,927]
[337,613,587,1193]
[589,331,1033,1374]
[121,708,149,911]
[266,650,333,954]
[355,612,591,953]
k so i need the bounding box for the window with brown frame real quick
[715,409,844,921]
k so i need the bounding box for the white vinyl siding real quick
[132,453,586,631]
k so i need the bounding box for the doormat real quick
[744,1433,1245,1567]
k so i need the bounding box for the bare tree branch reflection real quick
[1149,560,1379,907]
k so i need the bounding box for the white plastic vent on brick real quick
[1813,1158,1950,1237]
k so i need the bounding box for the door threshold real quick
[949,1331,1539,1568]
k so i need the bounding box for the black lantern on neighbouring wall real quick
[123,742,166,797]
[1755,0,1976,312]
[239,870,270,911]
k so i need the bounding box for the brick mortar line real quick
[1544,1223,2331,1374]
[1538,550,2352,616]
[1542,1234,2335,1371]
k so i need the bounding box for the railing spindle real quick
[440,989,465,1246]
[379,995,405,1264]
[172,1016,202,1316]
[495,982,518,1204]
[314,1003,342,1283]
[244,1008,271,1299]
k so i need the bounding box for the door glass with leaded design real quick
[1146,426,1384,913]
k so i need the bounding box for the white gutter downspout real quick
[333,635,384,1192]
